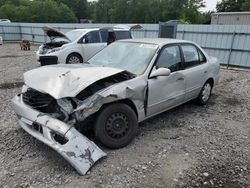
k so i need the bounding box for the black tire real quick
[197,81,213,105]
[66,53,83,64]
[94,103,138,149]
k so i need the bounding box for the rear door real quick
[180,44,209,101]
[81,31,106,61]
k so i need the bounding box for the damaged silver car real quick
[12,38,220,175]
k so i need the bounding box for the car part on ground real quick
[12,38,220,175]
[20,40,31,51]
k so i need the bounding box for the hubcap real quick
[105,112,129,139]
[202,83,211,102]
[68,56,81,64]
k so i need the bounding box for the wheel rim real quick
[68,56,81,64]
[105,112,129,139]
[202,83,211,102]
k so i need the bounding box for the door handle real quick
[176,77,184,81]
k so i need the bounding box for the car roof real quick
[120,38,193,47]
[72,28,129,32]
[72,28,99,32]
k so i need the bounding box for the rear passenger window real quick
[115,31,131,40]
[86,31,101,43]
[182,45,200,68]
[156,46,182,72]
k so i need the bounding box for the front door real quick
[147,45,186,116]
[81,31,107,61]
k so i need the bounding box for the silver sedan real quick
[12,38,220,175]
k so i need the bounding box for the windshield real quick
[88,42,158,75]
[66,30,87,41]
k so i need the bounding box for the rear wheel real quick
[66,53,83,64]
[94,103,138,149]
[197,81,212,105]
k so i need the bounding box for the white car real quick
[0,19,11,23]
[36,25,140,66]
[0,36,3,45]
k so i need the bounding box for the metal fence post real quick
[43,26,47,43]
[182,30,185,40]
[31,26,35,44]
[144,29,147,38]
[227,32,236,69]
[2,25,5,40]
[19,24,22,41]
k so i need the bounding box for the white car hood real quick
[24,64,123,99]
[43,26,70,41]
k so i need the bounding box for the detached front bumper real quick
[11,94,106,175]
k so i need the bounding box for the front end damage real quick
[12,66,146,175]
[12,94,106,175]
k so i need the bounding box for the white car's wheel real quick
[197,81,212,105]
[66,54,83,64]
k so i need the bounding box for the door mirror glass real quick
[81,37,87,44]
[150,68,171,78]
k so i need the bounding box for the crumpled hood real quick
[24,64,123,99]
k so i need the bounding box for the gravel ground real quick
[0,43,249,188]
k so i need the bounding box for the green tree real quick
[180,0,205,23]
[0,0,212,24]
[216,0,245,12]
[0,0,78,23]
[242,0,250,10]
[59,0,90,21]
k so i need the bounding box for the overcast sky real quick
[201,0,220,12]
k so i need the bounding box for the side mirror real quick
[81,37,88,44]
[150,68,171,78]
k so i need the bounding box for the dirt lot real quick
[0,43,249,188]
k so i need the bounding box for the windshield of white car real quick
[66,30,87,41]
[88,42,158,75]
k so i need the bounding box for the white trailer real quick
[211,12,250,25]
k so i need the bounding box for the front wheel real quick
[197,81,212,105]
[66,54,83,64]
[94,103,138,149]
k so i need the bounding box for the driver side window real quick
[156,45,182,72]
[85,31,101,43]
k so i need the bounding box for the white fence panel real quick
[1,22,250,68]
[177,24,250,68]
